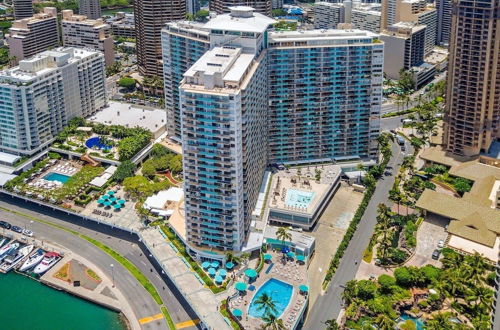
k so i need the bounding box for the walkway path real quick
[304,142,408,329]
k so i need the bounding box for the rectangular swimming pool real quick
[43,172,71,184]
[285,189,315,209]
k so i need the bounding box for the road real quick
[0,196,199,330]
[381,72,446,115]
[304,142,410,329]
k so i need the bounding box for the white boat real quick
[33,252,60,275]
[0,245,34,273]
[0,238,6,247]
[0,242,20,261]
[19,249,44,272]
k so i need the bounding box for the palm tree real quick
[342,280,358,305]
[466,285,494,312]
[463,252,488,284]
[276,227,292,247]
[260,312,286,330]
[254,293,278,317]
[426,312,454,330]
[225,252,241,265]
[374,313,395,330]
[441,251,464,270]
[324,319,340,330]
[356,163,365,184]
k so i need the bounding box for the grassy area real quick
[220,299,241,330]
[362,246,373,263]
[0,206,174,330]
[381,108,417,118]
[161,306,176,330]
[54,262,70,281]
[86,268,102,282]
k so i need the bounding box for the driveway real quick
[406,213,449,267]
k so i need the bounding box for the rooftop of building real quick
[10,7,57,30]
[382,22,426,37]
[267,165,341,216]
[87,101,166,134]
[61,10,109,28]
[268,28,379,43]
[264,225,315,250]
[416,148,500,248]
[352,3,382,13]
[183,46,256,91]
[0,47,100,82]
[200,6,276,33]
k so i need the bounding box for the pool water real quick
[399,313,425,330]
[248,278,293,318]
[285,189,315,208]
[43,172,70,183]
[85,137,112,150]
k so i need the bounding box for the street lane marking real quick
[175,319,201,329]
[138,313,164,324]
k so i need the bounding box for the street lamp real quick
[110,264,115,288]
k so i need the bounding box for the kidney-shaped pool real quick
[248,278,293,318]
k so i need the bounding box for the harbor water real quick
[0,272,125,330]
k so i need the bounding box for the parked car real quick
[0,221,11,229]
[432,249,441,260]
[437,239,445,249]
[22,229,33,237]
[11,226,23,233]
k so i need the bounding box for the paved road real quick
[304,142,409,329]
[0,196,199,330]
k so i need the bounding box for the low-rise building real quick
[0,48,107,156]
[7,7,59,62]
[106,12,135,39]
[61,10,115,66]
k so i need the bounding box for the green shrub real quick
[394,267,412,287]
[357,280,377,300]
[48,152,61,159]
[378,274,396,294]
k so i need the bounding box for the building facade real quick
[380,22,425,79]
[107,12,135,38]
[135,0,186,77]
[162,7,275,140]
[7,8,60,63]
[61,10,115,66]
[79,0,101,19]
[209,0,271,16]
[0,48,107,156]
[314,2,346,29]
[12,0,33,20]
[444,0,500,157]
[436,0,451,45]
[267,30,384,163]
[351,4,382,33]
[180,47,268,251]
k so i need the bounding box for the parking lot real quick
[406,213,449,267]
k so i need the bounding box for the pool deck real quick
[227,250,309,329]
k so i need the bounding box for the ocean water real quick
[0,272,125,330]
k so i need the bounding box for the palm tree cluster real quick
[340,249,495,329]
[254,293,286,330]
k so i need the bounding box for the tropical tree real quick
[463,252,488,284]
[374,313,396,330]
[426,312,454,330]
[342,280,358,305]
[260,312,286,330]
[276,227,292,247]
[356,163,365,183]
[254,293,278,317]
[225,252,241,265]
[324,319,340,330]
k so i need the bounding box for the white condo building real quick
[351,3,382,33]
[180,47,268,251]
[0,48,107,156]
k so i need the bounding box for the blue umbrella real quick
[218,269,227,277]
[299,284,309,292]
[202,261,211,269]
[287,252,296,259]
[214,275,223,283]
[211,261,219,269]
[264,254,272,261]
[235,282,247,291]
[113,203,121,209]
[104,201,111,207]
[225,262,234,269]
[102,194,109,200]
[244,268,257,278]
[281,246,290,254]
[297,255,306,262]
[97,199,105,204]
[110,196,117,203]
[232,309,242,317]
[118,199,126,204]
[107,191,115,195]
[208,268,216,276]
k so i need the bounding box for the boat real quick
[33,252,60,275]
[19,248,45,272]
[0,245,34,273]
[0,242,20,261]
[0,237,6,248]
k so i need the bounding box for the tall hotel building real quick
[162,7,275,140]
[135,0,186,77]
[162,7,383,251]
[12,0,33,20]
[0,48,106,156]
[267,30,384,163]
[209,0,271,16]
[180,47,268,251]
[443,0,500,157]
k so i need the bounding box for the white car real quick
[437,239,445,249]
[22,229,33,237]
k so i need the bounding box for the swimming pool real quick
[285,189,315,209]
[399,313,425,330]
[43,172,70,183]
[85,137,112,150]
[248,278,293,318]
